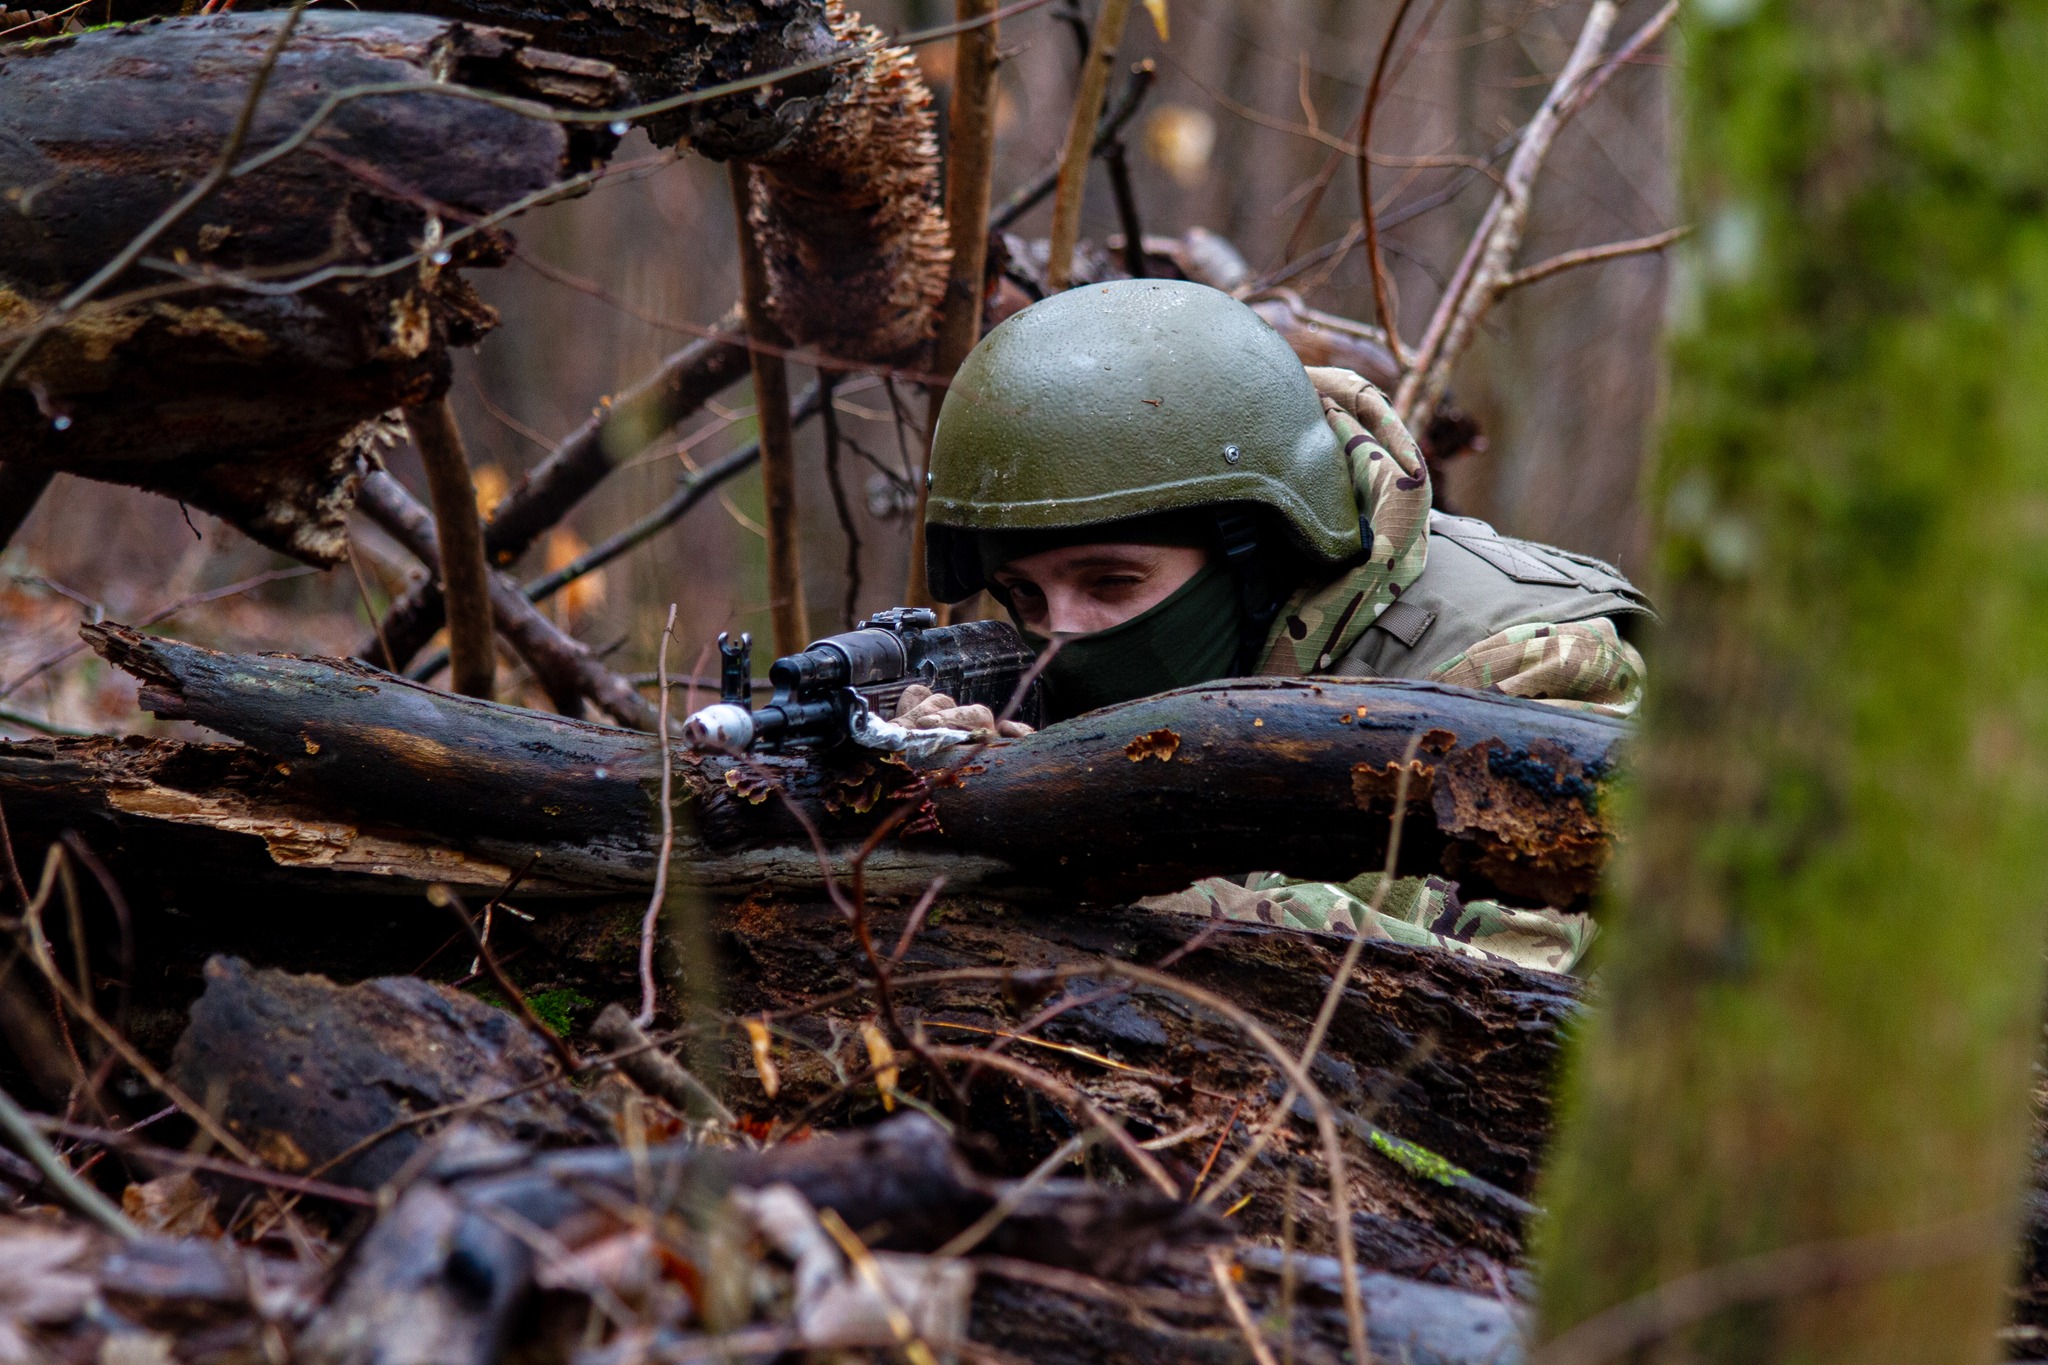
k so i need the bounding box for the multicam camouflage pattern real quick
[1433,618,1647,719]
[1253,377,1432,677]
[1138,871,1594,973]
[1221,371,1624,974]
[1255,370,1648,719]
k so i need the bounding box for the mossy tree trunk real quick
[1533,4,2048,1362]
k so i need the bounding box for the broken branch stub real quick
[0,12,626,564]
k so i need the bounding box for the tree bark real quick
[1532,6,2048,1363]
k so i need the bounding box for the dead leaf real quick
[861,1023,898,1112]
[743,1017,780,1098]
[121,1172,222,1239]
[1143,105,1215,188]
[0,1223,95,1365]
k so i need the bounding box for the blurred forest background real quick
[0,0,1676,739]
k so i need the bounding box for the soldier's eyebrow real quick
[1060,551,1159,570]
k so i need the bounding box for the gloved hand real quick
[894,684,1035,738]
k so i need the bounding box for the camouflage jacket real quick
[1147,370,1652,974]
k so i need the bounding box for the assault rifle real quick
[680,608,1044,755]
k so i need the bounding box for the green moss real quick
[523,988,593,1037]
[1366,1128,1470,1188]
[464,985,591,1037]
[1534,3,2048,1357]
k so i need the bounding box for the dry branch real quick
[1044,0,1136,292]
[405,398,498,700]
[733,161,812,656]
[364,327,750,670]
[1393,1,1623,430]
[356,472,657,728]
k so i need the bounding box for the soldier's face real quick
[990,543,1211,636]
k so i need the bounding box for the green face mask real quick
[1021,560,1244,722]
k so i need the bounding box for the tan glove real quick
[895,684,1034,739]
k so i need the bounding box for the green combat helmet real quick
[924,279,1362,603]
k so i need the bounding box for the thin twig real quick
[1103,962,1372,1365]
[638,604,680,1027]
[345,538,399,672]
[430,883,582,1073]
[1198,732,1425,1205]
[0,566,317,700]
[729,162,809,655]
[1043,0,1136,292]
[38,1118,377,1207]
[818,376,863,629]
[989,62,1156,232]
[1393,0,1623,429]
[15,876,278,1177]
[922,1044,1179,1197]
[1209,1247,1282,1365]
[0,1086,138,1239]
[0,706,97,739]
[935,1130,1091,1259]
[1498,226,1690,292]
[1354,0,1419,367]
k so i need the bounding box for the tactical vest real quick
[1331,512,1656,680]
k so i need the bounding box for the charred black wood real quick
[170,956,609,1190]
[73,626,1629,907]
[0,460,54,551]
[0,12,626,564]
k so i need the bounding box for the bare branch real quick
[1355,0,1420,367]
[731,162,811,655]
[638,604,680,1028]
[1393,0,1622,429]
[406,398,497,700]
[1499,225,1691,293]
[1044,0,1136,292]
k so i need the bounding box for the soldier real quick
[897,279,1654,971]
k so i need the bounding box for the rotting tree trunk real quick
[0,12,626,564]
[1533,6,2048,1364]
[34,626,1629,906]
[6,0,948,569]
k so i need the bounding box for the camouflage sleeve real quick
[1137,871,1593,974]
[1427,616,1646,719]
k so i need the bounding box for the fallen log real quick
[67,624,1627,906]
[0,12,626,563]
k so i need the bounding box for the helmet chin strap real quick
[1214,508,1288,674]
